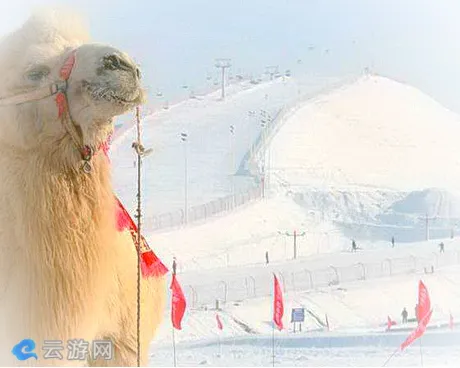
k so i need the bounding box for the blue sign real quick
[12,339,38,361]
[291,308,305,322]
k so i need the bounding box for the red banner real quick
[216,314,223,330]
[400,310,432,351]
[400,280,432,351]
[273,274,284,331]
[170,274,186,330]
[387,316,396,330]
[114,196,168,278]
[417,280,431,322]
[100,131,168,279]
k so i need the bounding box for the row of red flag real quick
[169,273,285,331]
[170,273,224,331]
[170,272,440,354]
[387,312,453,332]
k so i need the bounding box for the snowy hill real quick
[262,75,460,243]
[268,75,460,192]
[148,75,460,273]
[116,73,460,366]
[110,73,349,220]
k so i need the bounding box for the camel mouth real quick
[83,81,145,107]
[107,92,143,106]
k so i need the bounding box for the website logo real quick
[12,339,38,361]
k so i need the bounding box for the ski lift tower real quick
[215,58,232,100]
[265,65,279,80]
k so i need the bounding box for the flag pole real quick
[172,326,177,367]
[382,347,399,367]
[218,332,222,357]
[272,274,275,367]
[272,319,275,367]
[172,263,177,368]
[419,338,424,366]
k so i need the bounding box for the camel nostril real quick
[102,54,119,70]
[102,54,133,72]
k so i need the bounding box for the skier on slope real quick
[351,239,357,252]
[439,242,445,253]
[401,307,408,324]
[391,236,395,248]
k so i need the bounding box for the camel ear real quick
[24,6,90,45]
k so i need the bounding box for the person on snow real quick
[401,307,408,324]
[439,242,445,253]
[351,239,357,252]
[391,236,395,248]
[265,251,269,265]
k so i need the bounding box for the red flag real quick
[216,314,223,330]
[400,309,432,351]
[115,196,168,278]
[417,281,431,322]
[449,313,454,330]
[400,280,432,351]
[170,274,186,330]
[387,316,395,330]
[100,138,168,279]
[273,274,284,330]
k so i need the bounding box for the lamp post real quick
[230,125,235,197]
[215,58,232,100]
[180,132,188,224]
[260,110,272,193]
[279,230,306,259]
[420,213,436,241]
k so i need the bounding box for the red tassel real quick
[99,134,112,158]
[141,250,168,277]
[56,92,67,118]
[100,141,110,157]
[113,192,169,279]
[116,201,131,231]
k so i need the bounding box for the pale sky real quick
[2,1,460,113]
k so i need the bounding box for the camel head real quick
[0,9,145,166]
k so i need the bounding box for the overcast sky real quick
[2,1,460,112]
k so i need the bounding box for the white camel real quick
[0,9,166,366]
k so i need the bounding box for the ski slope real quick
[153,242,460,342]
[150,343,460,367]
[150,264,460,367]
[110,72,353,218]
[268,75,460,192]
[117,74,460,366]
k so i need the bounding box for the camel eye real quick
[26,66,50,81]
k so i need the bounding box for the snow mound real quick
[269,75,460,192]
[150,194,344,273]
[390,188,460,218]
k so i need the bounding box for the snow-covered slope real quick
[268,75,460,192]
[148,75,460,274]
[141,75,460,366]
[110,73,348,218]
[151,263,460,366]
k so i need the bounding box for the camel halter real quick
[0,50,94,173]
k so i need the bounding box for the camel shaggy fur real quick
[0,9,165,366]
